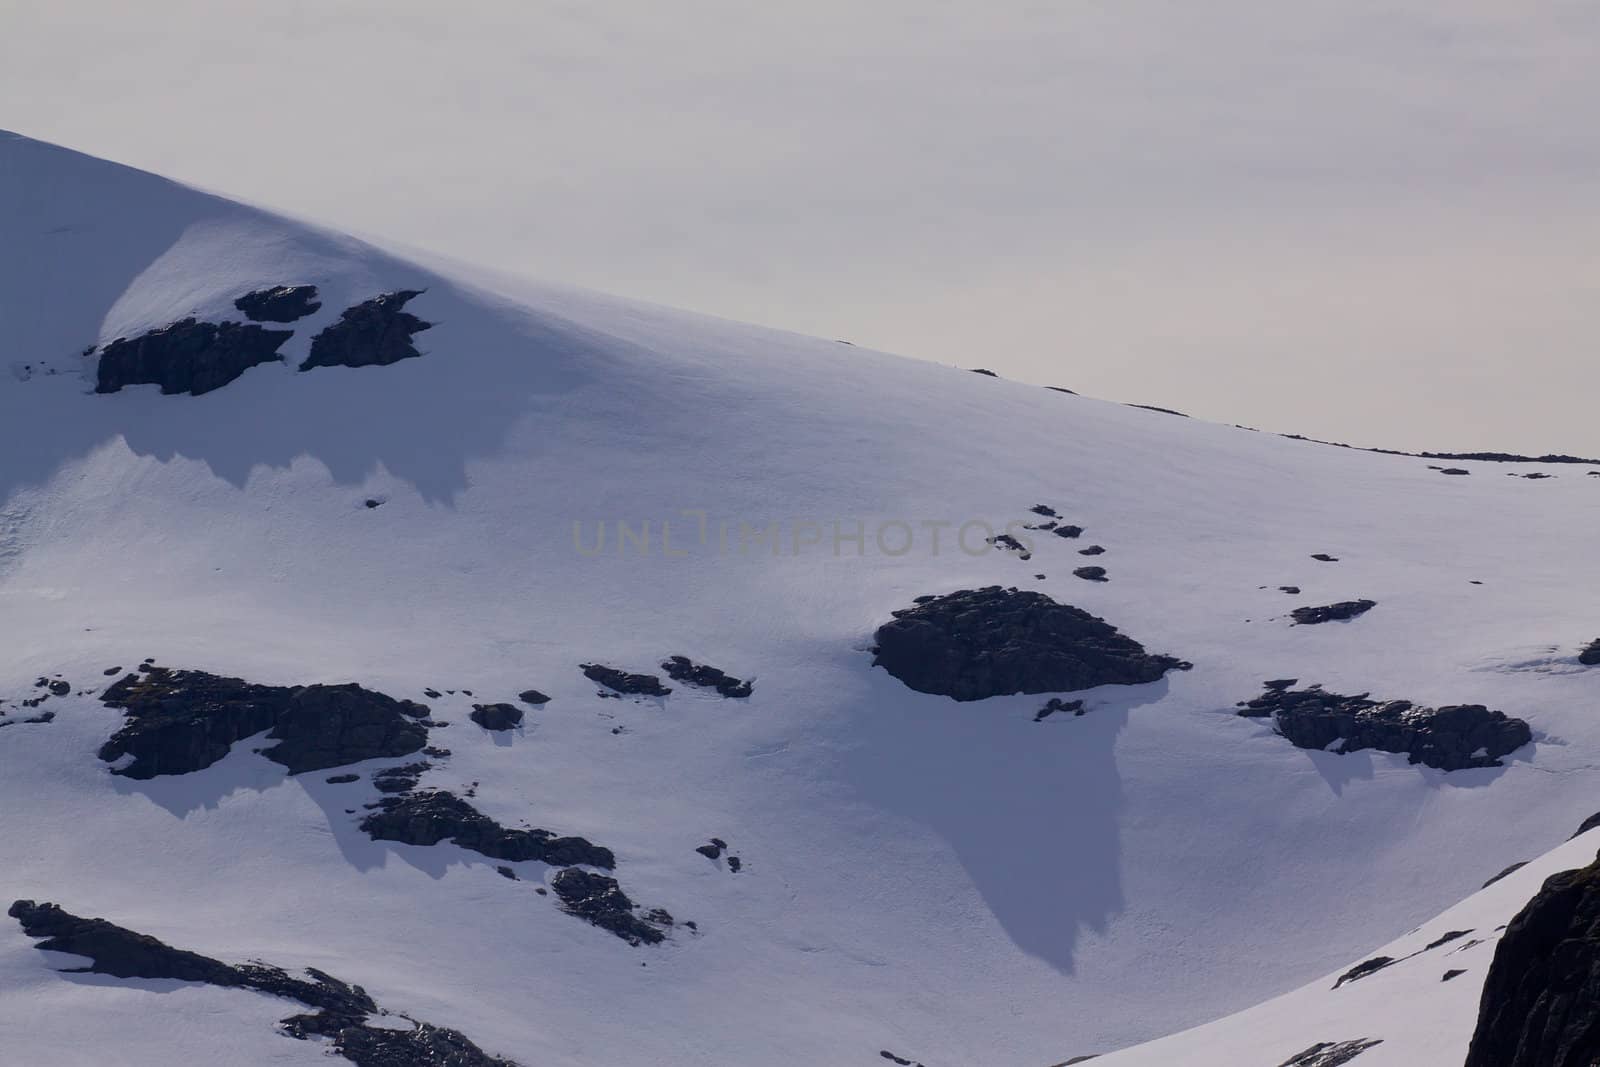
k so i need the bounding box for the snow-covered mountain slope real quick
[4,129,1600,1066]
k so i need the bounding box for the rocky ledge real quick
[99,666,430,777]
[1238,680,1531,771]
[872,586,1188,701]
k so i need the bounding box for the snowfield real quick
[3,129,1599,1066]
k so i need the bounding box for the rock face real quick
[580,663,671,697]
[99,667,430,777]
[1290,599,1377,625]
[360,789,615,868]
[872,587,1187,702]
[1580,639,1600,666]
[1465,850,1600,1067]
[660,656,752,698]
[301,290,432,371]
[233,285,321,323]
[8,900,518,1066]
[549,868,668,946]
[95,319,291,395]
[1237,682,1531,771]
[469,703,524,730]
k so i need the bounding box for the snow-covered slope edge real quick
[6,130,1600,1066]
[1091,824,1600,1067]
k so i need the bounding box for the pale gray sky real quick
[5,1,1597,453]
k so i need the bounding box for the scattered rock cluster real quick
[872,586,1188,701]
[580,664,671,697]
[8,900,518,1066]
[1237,680,1531,771]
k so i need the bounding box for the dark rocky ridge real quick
[580,663,671,697]
[660,656,752,698]
[360,789,614,868]
[872,586,1187,702]
[95,319,291,396]
[1465,850,1600,1067]
[234,285,321,322]
[8,900,517,1066]
[1277,1040,1383,1067]
[99,667,430,778]
[1237,682,1531,771]
[301,291,432,372]
[549,868,670,946]
[1290,599,1377,625]
[1580,639,1600,666]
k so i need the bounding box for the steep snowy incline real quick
[3,130,1600,1065]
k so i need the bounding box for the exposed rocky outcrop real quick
[1237,682,1531,771]
[99,667,430,778]
[95,319,291,395]
[1484,861,1530,888]
[580,664,671,697]
[872,587,1187,701]
[301,291,431,371]
[660,656,752,698]
[360,789,614,868]
[1580,639,1600,666]
[549,868,669,946]
[518,689,551,705]
[1290,599,1376,625]
[1035,698,1085,722]
[1332,956,1394,988]
[1310,553,1339,562]
[8,900,517,1066]
[234,285,321,323]
[371,761,430,793]
[1078,545,1105,556]
[469,703,523,730]
[1073,566,1108,582]
[1277,1040,1383,1067]
[1465,850,1600,1067]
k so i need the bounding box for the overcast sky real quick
[5,1,1596,453]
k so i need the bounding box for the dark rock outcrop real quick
[1332,956,1394,988]
[660,657,752,698]
[234,285,321,323]
[469,703,524,730]
[1290,599,1377,625]
[518,689,551,705]
[1035,698,1085,722]
[99,667,429,778]
[872,587,1186,702]
[301,291,431,372]
[371,761,430,793]
[1073,566,1108,582]
[549,868,667,946]
[1311,553,1339,562]
[1465,850,1600,1067]
[1580,640,1600,666]
[8,900,517,1066]
[1277,1040,1382,1067]
[1237,682,1531,771]
[1078,545,1106,556]
[95,319,291,396]
[1484,861,1530,888]
[580,664,671,697]
[360,789,614,868]
[1052,525,1084,539]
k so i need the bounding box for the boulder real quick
[872,586,1187,702]
[469,703,524,730]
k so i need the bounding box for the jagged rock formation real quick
[550,868,670,946]
[660,656,752,698]
[469,703,524,730]
[1237,682,1531,771]
[580,663,671,697]
[360,789,614,868]
[1290,599,1377,625]
[872,587,1187,701]
[1465,850,1600,1066]
[234,285,321,322]
[94,319,291,395]
[8,900,517,1066]
[98,666,430,778]
[1276,1040,1383,1067]
[301,291,431,371]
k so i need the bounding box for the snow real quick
[4,129,1600,1065]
